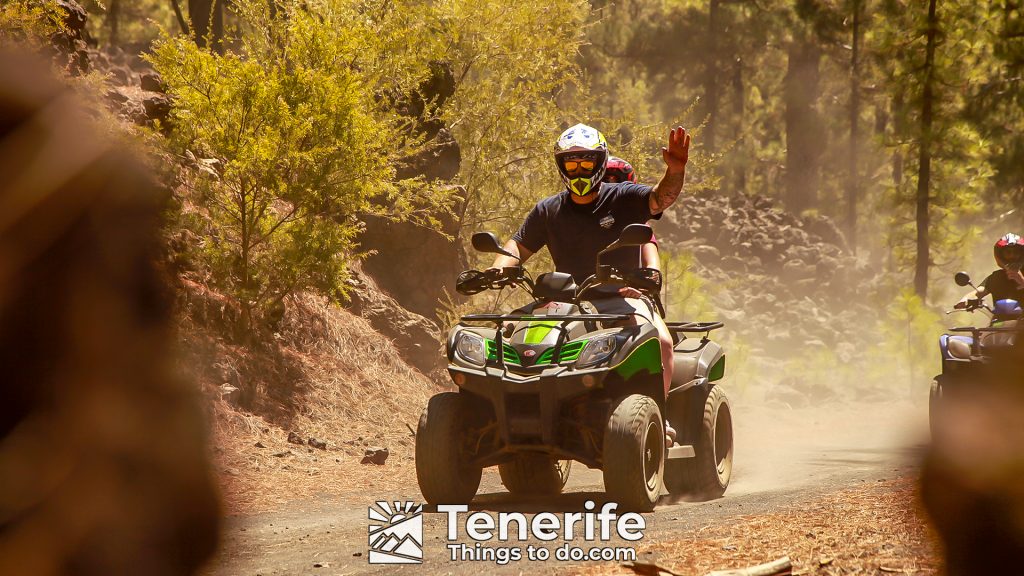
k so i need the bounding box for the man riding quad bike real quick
[932,233,1024,438]
[415,125,734,511]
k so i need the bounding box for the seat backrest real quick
[534,272,577,301]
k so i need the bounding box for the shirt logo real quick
[599,215,615,229]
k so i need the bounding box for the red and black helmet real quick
[994,233,1024,267]
[603,156,637,184]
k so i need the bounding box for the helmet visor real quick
[556,151,603,180]
[1001,245,1024,263]
[562,159,597,173]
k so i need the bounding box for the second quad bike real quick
[415,224,734,511]
[931,271,1022,438]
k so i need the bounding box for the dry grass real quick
[572,477,940,576]
[181,289,446,515]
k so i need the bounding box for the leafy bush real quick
[0,0,64,48]
[151,0,455,328]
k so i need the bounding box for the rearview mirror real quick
[471,232,519,260]
[597,224,655,265]
[954,271,972,287]
[616,224,654,247]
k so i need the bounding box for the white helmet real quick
[554,123,608,197]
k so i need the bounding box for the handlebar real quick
[456,267,534,296]
[946,299,991,315]
[457,264,661,304]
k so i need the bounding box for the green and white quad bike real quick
[416,224,734,511]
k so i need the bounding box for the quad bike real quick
[415,224,733,511]
[931,271,1022,438]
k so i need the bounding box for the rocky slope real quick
[657,193,889,404]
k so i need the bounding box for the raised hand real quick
[650,127,691,214]
[661,126,690,174]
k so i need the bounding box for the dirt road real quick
[206,399,929,575]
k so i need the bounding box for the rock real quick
[345,264,443,374]
[56,0,88,32]
[287,431,304,445]
[782,259,816,280]
[753,195,775,211]
[361,446,389,465]
[690,245,720,263]
[141,93,172,125]
[109,67,130,85]
[273,450,291,458]
[356,201,463,323]
[105,88,128,105]
[720,308,746,322]
[254,441,266,448]
[711,291,736,310]
[802,213,849,250]
[50,0,92,73]
[308,437,327,450]
[720,256,747,272]
[140,71,165,92]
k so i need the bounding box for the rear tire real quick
[499,455,571,495]
[602,394,664,512]
[665,386,732,500]
[416,392,482,505]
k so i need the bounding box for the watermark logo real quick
[440,501,642,565]
[368,501,423,564]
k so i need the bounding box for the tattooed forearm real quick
[650,170,686,214]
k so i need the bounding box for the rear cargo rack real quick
[950,325,1020,356]
[665,321,724,333]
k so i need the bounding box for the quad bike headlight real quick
[454,331,487,366]
[576,334,618,368]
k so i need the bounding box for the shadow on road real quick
[424,491,613,514]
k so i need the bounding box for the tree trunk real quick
[170,0,189,34]
[846,0,862,252]
[106,0,120,45]
[704,0,720,153]
[784,34,823,214]
[732,56,746,194]
[188,0,224,53]
[914,0,939,300]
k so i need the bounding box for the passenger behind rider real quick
[603,156,662,293]
[488,124,689,407]
[956,233,1024,309]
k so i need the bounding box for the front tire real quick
[416,392,482,504]
[665,386,733,500]
[602,394,664,512]
[499,455,571,495]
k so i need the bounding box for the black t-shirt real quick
[511,182,662,284]
[982,269,1024,303]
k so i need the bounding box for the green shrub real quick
[151,0,454,328]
